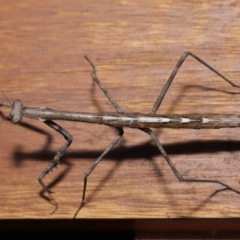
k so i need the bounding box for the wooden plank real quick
[1,0,240,224]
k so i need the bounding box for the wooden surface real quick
[1,0,240,226]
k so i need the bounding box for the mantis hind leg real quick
[141,127,240,196]
[151,52,240,114]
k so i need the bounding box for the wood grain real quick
[1,0,240,226]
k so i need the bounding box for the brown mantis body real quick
[2,52,240,218]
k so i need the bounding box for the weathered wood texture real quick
[1,0,240,225]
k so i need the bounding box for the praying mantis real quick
[1,52,240,218]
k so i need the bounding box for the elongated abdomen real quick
[102,114,240,129]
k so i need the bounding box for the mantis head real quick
[0,99,23,124]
